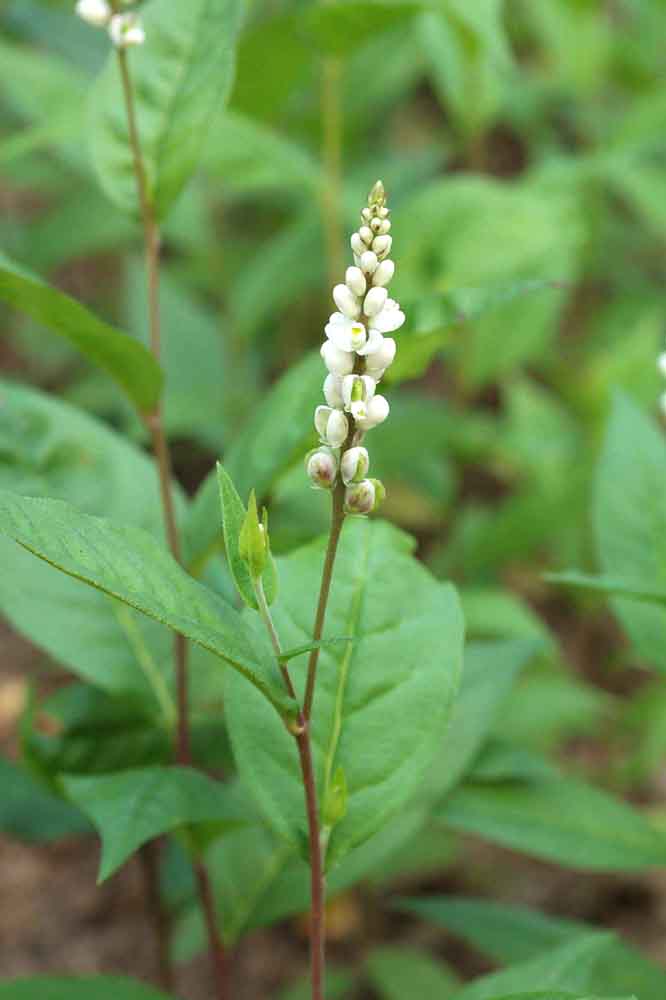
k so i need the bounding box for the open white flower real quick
[355,394,390,432]
[325,313,367,353]
[75,0,111,26]
[109,11,145,47]
[341,375,376,420]
[370,298,405,335]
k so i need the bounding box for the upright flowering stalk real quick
[308,180,404,514]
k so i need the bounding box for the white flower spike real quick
[109,11,145,47]
[76,0,111,26]
[308,180,402,512]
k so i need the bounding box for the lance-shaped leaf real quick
[0,253,161,412]
[225,518,464,866]
[91,0,243,220]
[217,465,278,608]
[63,766,246,880]
[0,979,176,1000]
[0,490,291,715]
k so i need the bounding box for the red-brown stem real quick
[115,40,225,998]
[303,485,345,721]
[295,728,326,1000]
[141,841,175,993]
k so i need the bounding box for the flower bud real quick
[372,259,395,287]
[76,0,111,26]
[370,217,382,233]
[368,478,386,511]
[345,266,366,297]
[372,234,392,259]
[109,11,145,47]
[360,250,378,275]
[321,340,355,376]
[363,286,388,318]
[378,219,391,235]
[351,233,365,255]
[378,205,389,219]
[355,394,389,431]
[368,179,386,207]
[239,490,269,579]
[315,406,348,448]
[323,373,344,409]
[306,448,338,490]
[344,479,376,516]
[359,226,373,246]
[658,352,666,377]
[361,207,372,222]
[341,374,375,414]
[365,337,396,375]
[333,283,360,320]
[341,446,369,485]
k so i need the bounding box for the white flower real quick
[658,352,666,377]
[323,373,344,409]
[370,298,405,334]
[359,226,373,246]
[345,266,366,297]
[372,259,395,287]
[351,233,365,256]
[75,0,111,26]
[306,448,338,490]
[109,12,145,47]
[325,312,367,353]
[341,446,369,486]
[344,479,376,515]
[364,286,388,318]
[355,394,389,432]
[321,340,355,376]
[315,406,349,448]
[355,328,384,357]
[372,234,392,259]
[332,283,360,319]
[341,374,376,416]
[360,251,378,275]
[365,337,396,376]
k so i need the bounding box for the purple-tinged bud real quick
[344,479,376,516]
[306,448,338,490]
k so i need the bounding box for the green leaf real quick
[0,979,176,1000]
[447,935,618,1000]
[217,464,278,609]
[277,637,353,664]
[0,755,89,842]
[0,489,291,715]
[438,774,666,870]
[91,0,243,219]
[184,352,322,574]
[0,252,162,412]
[225,518,464,866]
[63,766,245,880]
[484,995,635,1000]
[305,1,422,56]
[593,393,666,670]
[546,571,666,606]
[431,640,538,800]
[365,946,460,999]
[396,897,666,1000]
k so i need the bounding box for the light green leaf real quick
[91,0,242,219]
[305,1,422,55]
[438,774,666,870]
[448,935,618,1000]
[0,979,176,1000]
[226,518,464,866]
[546,571,666,606]
[485,995,635,1000]
[0,489,290,715]
[217,464,278,610]
[396,896,666,1000]
[0,253,161,412]
[365,946,460,999]
[63,766,245,880]
[593,393,666,670]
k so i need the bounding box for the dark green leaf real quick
[0,755,89,842]
[0,979,176,1000]
[0,253,161,412]
[63,766,246,880]
[365,946,460,999]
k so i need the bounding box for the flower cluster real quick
[307,181,404,515]
[75,0,145,47]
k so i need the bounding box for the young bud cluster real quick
[75,0,145,47]
[308,180,404,514]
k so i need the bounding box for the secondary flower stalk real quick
[307,180,404,513]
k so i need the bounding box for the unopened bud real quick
[321,341,354,377]
[359,226,373,246]
[323,374,344,409]
[351,233,365,256]
[239,490,269,579]
[306,448,338,490]
[344,479,376,516]
[341,446,369,485]
[333,283,360,320]
[109,11,145,47]
[315,406,349,448]
[372,234,392,259]
[360,250,378,275]
[76,0,111,26]
[365,337,396,376]
[368,478,386,511]
[355,394,389,431]
[372,259,395,287]
[364,286,388,318]
[345,266,366,297]
[368,179,386,207]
